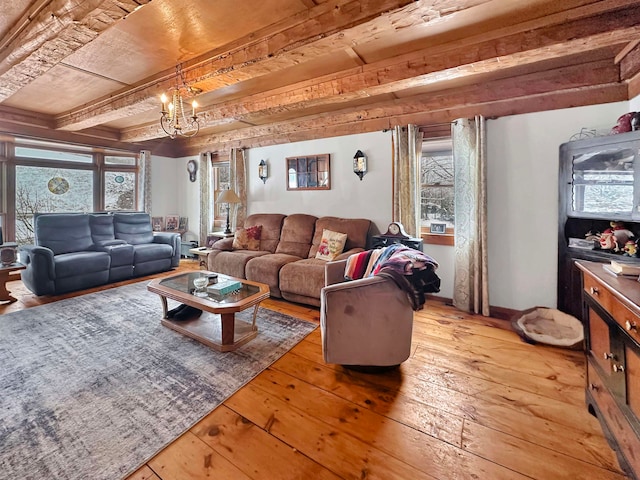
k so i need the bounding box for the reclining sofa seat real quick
[19,212,180,296]
[20,213,111,295]
[113,212,179,276]
[245,213,318,297]
[279,216,371,306]
[207,214,286,278]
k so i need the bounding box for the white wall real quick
[167,100,634,310]
[487,102,627,310]
[247,131,393,232]
[149,154,200,243]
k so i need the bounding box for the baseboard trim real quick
[426,294,519,322]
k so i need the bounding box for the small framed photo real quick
[179,216,188,231]
[429,222,447,234]
[152,216,164,231]
[165,214,179,231]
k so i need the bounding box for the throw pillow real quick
[315,229,348,261]
[232,225,262,251]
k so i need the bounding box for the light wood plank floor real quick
[0,260,630,480]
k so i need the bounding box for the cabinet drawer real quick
[589,308,613,379]
[588,361,640,476]
[611,299,640,346]
[584,274,613,312]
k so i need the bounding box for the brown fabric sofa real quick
[207,213,371,307]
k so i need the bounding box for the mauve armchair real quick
[320,259,414,367]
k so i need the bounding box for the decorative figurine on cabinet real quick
[624,240,638,257]
[599,228,617,251]
[610,221,634,248]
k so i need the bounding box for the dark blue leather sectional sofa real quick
[18,212,180,295]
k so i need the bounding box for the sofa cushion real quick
[89,214,115,244]
[279,258,327,300]
[308,217,371,258]
[246,253,302,298]
[54,251,111,279]
[242,214,286,253]
[35,213,93,255]
[131,243,173,263]
[275,214,317,258]
[315,229,347,261]
[233,225,262,251]
[113,213,154,245]
[212,250,269,279]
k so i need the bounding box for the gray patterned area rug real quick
[0,281,317,479]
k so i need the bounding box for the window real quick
[211,161,231,228]
[420,138,454,246]
[3,138,141,244]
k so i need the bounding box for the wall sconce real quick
[353,150,367,180]
[258,159,269,184]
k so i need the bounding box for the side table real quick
[0,263,26,304]
[189,248,214,269]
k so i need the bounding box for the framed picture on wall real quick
[179,216,188,231]
[429,222,447,234]
[152,217,164,231]
[165,215,179,231]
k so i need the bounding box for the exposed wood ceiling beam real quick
[0,0,152,101]
[53,0,640,136]
[122,5,640,143]
[620,42,640,80]
[177,57,626,154]
[53,0,480,131]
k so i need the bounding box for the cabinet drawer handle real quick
[603,352,614,360]
[626,320,638,331]
[590,286,599,295]
[589,383,599,391]
[613,364,625,373]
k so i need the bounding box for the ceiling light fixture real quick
[160,64,202,139]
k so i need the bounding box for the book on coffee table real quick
[207,279,242,296]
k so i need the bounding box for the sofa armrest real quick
[334,247,364,262]
[92,239,127,249]
[212,237,234,251]
[153,232,181,267]
[18,245,57,295]
[325,259,348,286]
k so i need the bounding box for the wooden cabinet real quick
[576,260,640,478]
[558,131,640,321]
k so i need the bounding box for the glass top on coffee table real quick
[159,271,260,304]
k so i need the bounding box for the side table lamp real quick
[216,189,242,235]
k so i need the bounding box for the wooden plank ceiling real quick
[1,0,640,156]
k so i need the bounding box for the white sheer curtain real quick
[229,147,247,230]
[198,152,212,247]
[138,150,151,213]
[452,116,489,316]
[392,125,423,237]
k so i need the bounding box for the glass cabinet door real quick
[569,144,640,219]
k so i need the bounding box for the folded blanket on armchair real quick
[344,243,441,310]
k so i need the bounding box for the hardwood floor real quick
[1,260,629,480]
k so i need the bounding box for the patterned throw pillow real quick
[315,229,348,261]
[232,225,262,251]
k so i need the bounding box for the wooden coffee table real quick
[0,263,26,304]
[147,271,270,352]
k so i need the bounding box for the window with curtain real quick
[420,137,454,246]
[211,161,230,229]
